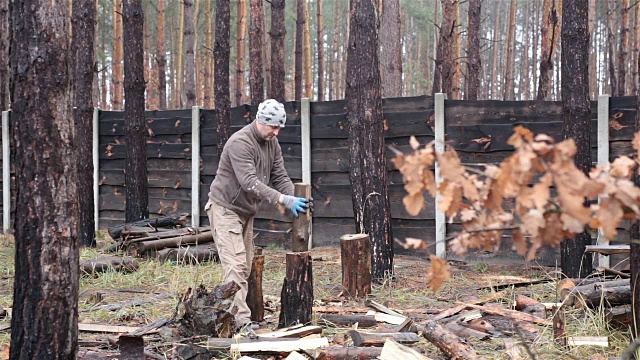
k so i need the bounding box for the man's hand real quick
[279,195,310,218]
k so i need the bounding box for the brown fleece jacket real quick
[208,120,294,217]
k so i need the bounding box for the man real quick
[205,99,310,334]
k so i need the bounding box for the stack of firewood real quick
[106,214,218,264]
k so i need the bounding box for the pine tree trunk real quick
[215,0,231,157]
[169,15,176,108]
[521,0,531,100]
[9,0,79,357]
[634,3,640,96]
[317,0,325,101]
[270,0,286,102]
[451,0,461,99]
[123,0,148,223]
[144,19,155,110]
[439,0,455,98]
[157,0,167,109]
[294,0,304,100]
[561,0,591,279]
[204,0,213,108]
[176,2,185,107]
[183,0,196,107]
[263,1,271,98]
[236,0,247,105]
[503,0,516,100]
[537,0,561,100]
[303,0,312,99]
[0,0,8,110]
[73,0,97,248]
[329,0,340,100]
[346,0,393,281]
[490,0,502,99]
[112,0,124,110]
[250,0,265,104]
[632,27,640,340]
[618,0,630,96]
[380,0,402,97]
[465,0,481,100]
[588,0,596,98]
[532,0,540,96]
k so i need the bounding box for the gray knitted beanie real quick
[256,99,287,128]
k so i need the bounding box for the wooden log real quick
[172,282,240,338]
[229,337,329,353]
[314,346,383,360]
[292,183,312,252]
[349,330,420,347]
[552,305,566,347]
[247,254,265,322]
[557,277,607,305]
[128,232,214,255]
[278,252,314,328]
[422,321,480,360]
[428,291,506,322]
[317,314,378,328]
[79,256,139,276]
[574,284,631,308]
[127,317,169,336]
[567,336,609,347]
[157,246,219,264]
[379,339,433,360]
[340,234,371,298]
[124,227,211,245]
[258,325,322,339]
[596,266,631,279]
[521,304,546,319]
[584,244,629,255]
[464,303,552,326]
[605,305,632,328]
[108,213,189,240]
[514,295,541,311]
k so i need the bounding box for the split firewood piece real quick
[442,322,492,341]
[428,290,506,322]
[567,336,609,347]
[247,254,265,322]
[80,256,139,276]
[229,337,329,353]
[391,317,415,333]
[422,321,481,360]
[78,324,141,333]
[477,278,554,291]
[378,339,433,360]
[108,213,189,240]
[366,300,403,316]
[318,314,377,328]
[170,281,239,338]
[374,312,407,325]
[157,246,219,264]
[313,346,383,360]
[349,330,420,347]
[238,357,261,360]
[285,351,309,360]
[126,317,168,336]
[503,339,524,360]
[513,295,540,311]
[257,325,322,339]
[464,303,551,326]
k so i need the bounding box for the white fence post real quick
[2,110,9,234]
[301,98,312,249]
[93,107,100,231]
[191,106,201,227]
[597,95,610,268]
[434,93,447,258]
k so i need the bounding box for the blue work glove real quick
[279,195,309,218]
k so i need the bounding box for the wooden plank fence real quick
[1,94,637,265]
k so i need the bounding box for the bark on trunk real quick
[465,0,481,100]
[340,234,372,298]
[607,0,617,95]
[215,0,231,157]
[520,0,531,100]
[346,0,394,280]
[292,183,311,252]
[303,0,312,98]
[439,0,455,98]
[560,0,591,279]
[317,0,325,101]
[379,0,402,97]
[157,0,167,109]
[175,2,185,107]
[73,0,97,247]
[204,0,213,108]
[314,347,383,360]
[451,0,461,99]
[422,321,480,360]
[108,213,188,240]
[632,19,640,338]
[123,0,148,223]
[270,0,286,102]
[490,0,502,99]
[235,0,247,105]
[588,0,596,98]
[278,252,314,328]
[294,0,304,101]
[503,0,516,100]
[249,0,265,104]
[0,0,9,110]
[184,0,196,107]
[112,0,124,109]
[349,331,420,347]
[9,1,79,357]
[318,314,377,328]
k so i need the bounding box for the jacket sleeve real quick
[228,137,283,206]
[270,142,295,196]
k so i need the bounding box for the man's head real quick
[255,99,286,140]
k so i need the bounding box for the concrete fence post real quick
[434,93,447,258]
[192,106,201,227]
[597,95,610,268]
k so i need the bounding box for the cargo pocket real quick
[228,225,246,256]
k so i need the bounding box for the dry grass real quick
[0,234,635,359]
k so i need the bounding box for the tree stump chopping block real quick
[340,234,371,298]
[247,254,265,322]
[278,252,314,328]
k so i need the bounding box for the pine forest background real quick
[76,0,635,112]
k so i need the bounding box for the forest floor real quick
[0,233,632,359]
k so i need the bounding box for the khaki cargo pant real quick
[205,200,255,327]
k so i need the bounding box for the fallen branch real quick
[422,321,480,360]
